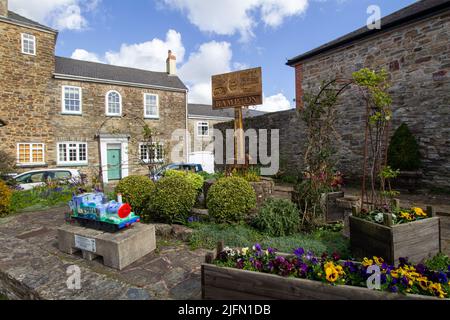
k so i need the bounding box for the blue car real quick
[150,163,203,181]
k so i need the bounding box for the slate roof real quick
[287,0,450,66]
[5,11,57,33]
[55,56,188,91]
[188,104,266,119]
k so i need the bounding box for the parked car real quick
[150,163,203,181]
[10,169,83,191]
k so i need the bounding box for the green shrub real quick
[388,123,421,171]
[425,253,450,272]
[207,177,256,223]
[164,169,204,190]
[253,198,300,236]
[150,175,197,224]
[0,180,12,217]
[115,176,155,215]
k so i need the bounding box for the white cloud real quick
[71,29,185,72]
[179,41,233,104]
[71,48,102,62]
[9,0,99,31]
[162,0,308,41]
[252,93,293,113]
[104,30,185,72]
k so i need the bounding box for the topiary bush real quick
[164,169,204,190]
[149,175,197,224]
[252,198,300,236]
[388,123,421,171]
[115,176,155,215]
[207,177,257,223]
[0,180,12,218]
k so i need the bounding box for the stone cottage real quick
[0,0,188,184]
[217,0,450,189]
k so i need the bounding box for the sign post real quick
[212,67,262,167]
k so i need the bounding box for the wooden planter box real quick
[201,263,441,300]
[350,216,440,264]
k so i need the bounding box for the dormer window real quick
[21,33,36,55]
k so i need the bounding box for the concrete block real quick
[58,223,156,270]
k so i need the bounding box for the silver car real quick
[11,169,83,190]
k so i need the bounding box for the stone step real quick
[270,191,293,200]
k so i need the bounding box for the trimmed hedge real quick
[207,177,257,223]
[164,169,204,190]
[252,198,300,236]
[150,175,197,224]
[388,123,421,171]
[115,176,155,215]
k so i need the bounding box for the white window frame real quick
[197,121,210,137]
[143,93,159,119]
[16,143,45,166]
[21,33,36,56]
[105,90,122,117]
[57,142,88,166]
[62,86,83,115]
[139,142,164,164]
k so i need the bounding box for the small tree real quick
[387,123,421,171]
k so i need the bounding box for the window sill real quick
[16,163,48,168]
[61,112,82,116]
[57,163,88,167]
[144,116,160,120]
[106,114,122,118]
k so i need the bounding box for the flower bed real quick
[350,207,440,265]
[202,245,449,300]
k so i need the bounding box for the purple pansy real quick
[294,248,305,257]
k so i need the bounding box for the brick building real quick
[0,0,188,183]
[217,0,450,189]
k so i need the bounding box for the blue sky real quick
[10,0,418,111]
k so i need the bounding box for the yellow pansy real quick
[412,207,427,217]
[325,266,339,283]
[373,256,384,266]
[241,247,249,255]
[362,258,374,267]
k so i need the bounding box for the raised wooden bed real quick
[201,263,441,300]
[350,215,440,265]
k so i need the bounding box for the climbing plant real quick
[296,79,351,227]
[352,68,393,208]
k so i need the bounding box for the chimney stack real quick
[166,50,176,75]
[0,0,8,17]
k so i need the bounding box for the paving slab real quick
[0,206,208,300]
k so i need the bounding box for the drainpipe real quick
[185,89,189,163]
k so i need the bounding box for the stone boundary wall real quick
[216,10,450,189]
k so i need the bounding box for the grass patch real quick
[188,222,350,259]
[9,186,76,213]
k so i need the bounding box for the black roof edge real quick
[286,1,450,66]
[4,11,58,34]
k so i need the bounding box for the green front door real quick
[107,148,122,181]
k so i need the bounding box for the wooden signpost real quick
[212,67,263,166]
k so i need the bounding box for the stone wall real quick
[217,10,450,189]
[0,20,57,167]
